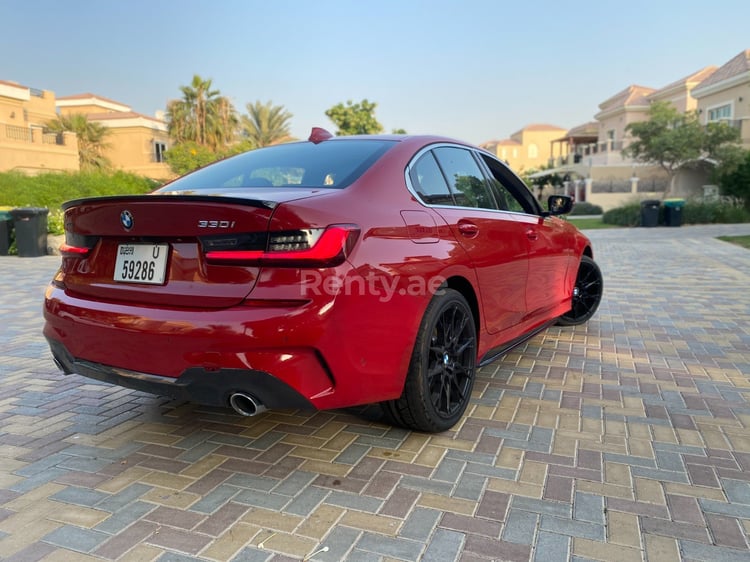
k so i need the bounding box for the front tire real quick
[382,289,477,432]
[557,255,603,326]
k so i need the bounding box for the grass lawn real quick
[565,217,620,230]
[717,235,750,249]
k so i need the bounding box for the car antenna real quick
[309,127,334,144]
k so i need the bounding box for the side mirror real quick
[547,195,573,216]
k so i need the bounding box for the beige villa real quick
[692,49,750,148]
[530,49,750,210]
[56,93,173,180]
[1,81,173,180]
[0,81,79,174]
[481,124,566,174]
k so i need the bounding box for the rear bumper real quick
[43,266,427,410]
[43,282,343,409]
[47,337,314,410]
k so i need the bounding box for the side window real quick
[432,147,496,210]
[409,152,454,205]
[488,177,526,213]
[480,153,539,215]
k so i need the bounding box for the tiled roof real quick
[520,123,567,132]
[86,111,165,124]
[599,85,655,111]
[649,66,718,97]
[694,49,750,91]
[481,139,522,147]
[565,121,599,137]
[0,80,27,90]
[56,92,129,107]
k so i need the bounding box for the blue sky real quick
[1,0,748,144]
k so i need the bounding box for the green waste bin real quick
[0,210,12,256]
[640,200,661,227]
[663,199,685,227]
[10,207,49,257]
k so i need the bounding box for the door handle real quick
[458,221,479,237]
[526,228,538,241]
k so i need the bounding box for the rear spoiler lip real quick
[61,194,279,211]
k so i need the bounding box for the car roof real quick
[322,133,469,145]
[314,133,496,161]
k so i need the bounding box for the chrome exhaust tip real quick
[53,357,72,375]
[228,393,267,417]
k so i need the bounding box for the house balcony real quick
[3,124,71,146]
[0,123,79,173]
[548,140,630,168]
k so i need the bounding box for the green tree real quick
[624,100,741,195]
[716,148,750,209]
[166,75,238,150]
[164,142,223,176]
[164,140,254,176]
[704,120,744,156]
[46,113,111,170]
[241,100,293,148]
[325,99,384,136]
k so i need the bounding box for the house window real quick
[605,130,616,151]
[707,104,732,122]
[501,148,507,159]
[154,142,167,163]
[528,144,538,159]
[512,148,518,158]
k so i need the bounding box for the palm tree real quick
[46,113,111,170]
[166,75,238,150]
[241,100,293,148]
[209,96,238,149]
[165,97,193,145]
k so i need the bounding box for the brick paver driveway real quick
[1,224,750,561]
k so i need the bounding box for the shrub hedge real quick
[602,203,642,226]
[682,201,750,224]
[603,199,750,226]
[0,171,161,236]
[0,170,160,211]
[569,202,603,216]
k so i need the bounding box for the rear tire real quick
[557,255,603,326]
[382,289,477,432]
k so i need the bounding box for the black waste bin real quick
[0,210,12,256]
[10,207,49,257]
[640,200,660,227]
[663,199,685,227]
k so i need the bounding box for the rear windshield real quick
[158,140,396,192]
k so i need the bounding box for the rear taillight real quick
[59,243,91,257]
[204,224,359,267]
[60,233,99,257]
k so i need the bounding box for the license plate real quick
[114,244,169,285]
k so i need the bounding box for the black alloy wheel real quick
[557,255,603,326]
[382,289,477,432]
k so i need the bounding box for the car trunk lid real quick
[58,193,308,308]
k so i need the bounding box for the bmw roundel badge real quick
[120,210,134,230]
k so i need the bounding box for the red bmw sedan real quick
[44,128,602,432]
